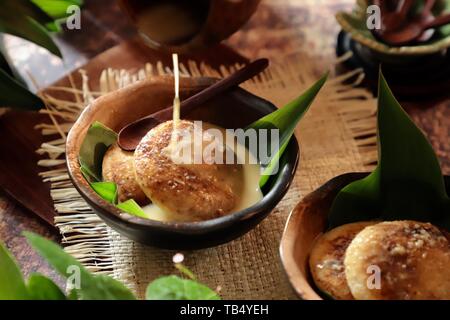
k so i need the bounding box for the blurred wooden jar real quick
[119,0,261,53]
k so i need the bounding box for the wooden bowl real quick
[119,0,261,53]
[336,0,450,57]
[67,76,299,249]
[279,172,450,300]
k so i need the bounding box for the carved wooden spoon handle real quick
[424,13,450,29]
[152,58,269,122]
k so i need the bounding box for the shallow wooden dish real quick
[67,76,299,249]
[280,172,450,300]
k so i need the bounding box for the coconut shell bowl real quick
[66,76,299,250]
[279,172,450,300]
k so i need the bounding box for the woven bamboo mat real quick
[37,51,377,299]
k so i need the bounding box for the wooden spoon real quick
[381,12,450,45]
[117,58,269,151]
[377,0,414,32]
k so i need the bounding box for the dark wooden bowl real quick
[279,172,450,300]
[67,76,299,249]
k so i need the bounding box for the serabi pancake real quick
[102,143,149,205]
[309,221,375,300]
[344,220,450,300]
[134,120,243,222]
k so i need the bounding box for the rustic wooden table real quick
[1,0,449,286]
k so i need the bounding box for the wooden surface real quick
[0,111,55,225]
[0,0,448,287]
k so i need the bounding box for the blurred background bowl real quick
[119,0,261,53]
[336,0,450,56]
[335,0,450,99]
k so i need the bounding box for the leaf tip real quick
[316,71,329,89]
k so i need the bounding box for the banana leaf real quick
[90,181,117,204]
[0,67,43,110]
[2,0,53,26]
[0,0,83,32]
[0,44,27,87]
[31,0,83,19]
[0,11,61,57]
[31,0,84,31]
[328,72,450,230]
[27,274,66,300]
[247,73,328,187]
[79,121,117,182]
[0,37,41,109]
[0,0,75,110]
[0,242,29,299]
[117,199,149,219]
[24,232,136,300]
[11,0,59,32]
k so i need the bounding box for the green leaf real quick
[0,40,27,86]
[24,232,91,279]
[0,242,29,299]
[83,274,136,300]
[27,273,66,300]
[1,0,53,26]
[146,275,220,300]
[329,72,450,229]
[91,181,117,204]
[67,288,79,300]
[80,163,98,182]
[0,11,62,57]
[117,199,148,219]
[247,73,328,187]
[328,168,382,227]
[436,0,450,37]
[79,121,118,182]
[24,232,136,300]
[31,0,83,19]
[0,65,43,110]
[43,21,62,33]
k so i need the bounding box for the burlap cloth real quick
[37,52,377,299]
